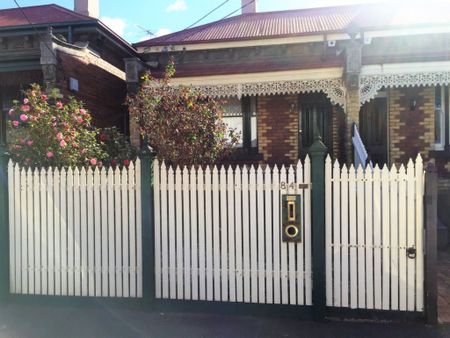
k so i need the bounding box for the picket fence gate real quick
[3,149,435,321]
[153,158,313,305]
[325,155,425,312]
[8,160,143,298]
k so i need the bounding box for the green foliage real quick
[98,127,137,167]
[127,60,239,166]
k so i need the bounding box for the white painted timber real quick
[9,161,142,298]
[154,160,312,305]
[324,157,424,313]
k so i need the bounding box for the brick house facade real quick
[130,2,450,197]
[0,3,137,133]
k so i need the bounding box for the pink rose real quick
[76,117,83,124]
[12,121,19,127]
[21,105,30,112]
[41,95,47,101]
[56,132,64,141]
[19,114,28,121]
[8,109,14,116]
[56,102,63,109]
[27,140,33,146]
[59,140,67,148]
[79,109,87,116]
[46,151,54,158]
[90,158,97,166]
[23,98,29,104]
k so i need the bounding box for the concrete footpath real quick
[0,303,450,338]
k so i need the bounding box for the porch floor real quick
[438,247,450,324]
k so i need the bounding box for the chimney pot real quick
[241,0,257,14]
[74,0,99,18]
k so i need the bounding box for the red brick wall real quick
[389,87,434,165]
[56,52,128,133]
[257,95,298,164]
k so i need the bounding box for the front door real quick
[298,92,332,158]
[359,97,388,166]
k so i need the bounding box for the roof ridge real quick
[47,3,96,20]
[0,3,95,21]
[238,3,368,16]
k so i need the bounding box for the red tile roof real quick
[135,2,450,47]
[0,4,94,28]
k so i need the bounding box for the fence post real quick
[309,137,327,321]
[141,145,156,306]
[0,131,9,300]
[425,163,438,325]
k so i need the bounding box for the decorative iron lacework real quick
[360,71,450,104]
[189,78,346,107]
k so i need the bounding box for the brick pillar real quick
[344,88,360,165]
[125,57,145,148]
[257,94,298,164]
[344,35,362,165]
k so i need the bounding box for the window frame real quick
[222,96,258,152]
[434,85,446,151]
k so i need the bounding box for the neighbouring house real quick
[0,0,138,133]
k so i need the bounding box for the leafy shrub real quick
[127,60,239,166]
[98,127,137,167]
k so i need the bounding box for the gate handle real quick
[406,247,416,259]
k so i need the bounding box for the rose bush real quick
[7,84,136,168]
[127,60,239,166]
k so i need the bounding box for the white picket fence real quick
[325,155,424,312]
[8,160,143,298]
[154,158,313,305]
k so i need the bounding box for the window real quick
[221,96,257,150]
[434,86,446,150]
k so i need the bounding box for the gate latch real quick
[406,247,417,259]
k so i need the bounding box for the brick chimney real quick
[242,0,257,14]
[74,0,99,18]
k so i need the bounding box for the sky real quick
[0,0,446,43]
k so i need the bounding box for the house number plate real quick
[280,182,310,190]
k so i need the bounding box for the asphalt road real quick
[1,302,450,338]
